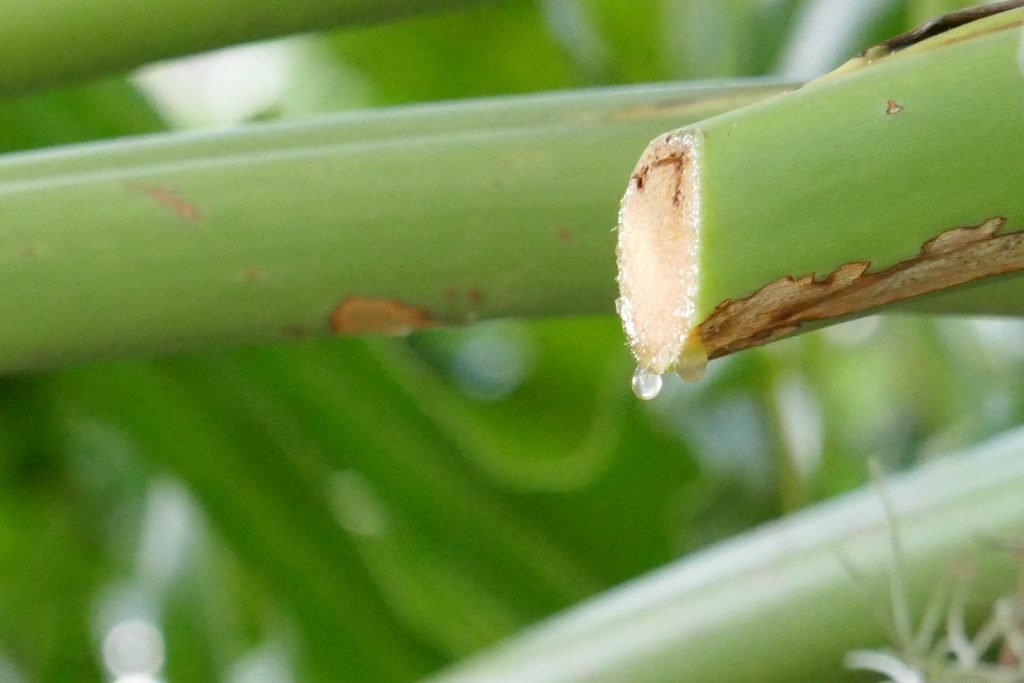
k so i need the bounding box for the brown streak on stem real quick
[698,217,1019,358]
[868,0,1024,56]
[126,182,201,222]
[330,296,435,336]
[603,90,794,123]
[818,2,1024,83]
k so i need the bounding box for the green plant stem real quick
[432,427,1024,683]
[0,82,785,374]
[616,7,1024,379]
[0,0,496,95]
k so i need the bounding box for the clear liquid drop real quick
[675,341,708,383]
[631,367,663,400]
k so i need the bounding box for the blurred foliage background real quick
[0,0,1020,681]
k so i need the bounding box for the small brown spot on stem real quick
[886,100,903,114]
[556,228,573,242]
[330,296,435,336]
[467,288,482,305]
[126,182,201,222]
[698,217,1020,359]
[242,267,265,281]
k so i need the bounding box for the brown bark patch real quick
[868,0,1024,56]
[330,296,435,336]
[126,182,200,222]
[818,2,1024,83]
[699,217,1020,358]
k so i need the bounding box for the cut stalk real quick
[0,82,786,374]
[616,5,1024,396]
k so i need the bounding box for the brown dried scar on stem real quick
[125,182,200,222]
[817,1,1024,83]
[868,0,1024,57]
[616,130,705,392]
[330,296,435,336]
[700,217,1020,359]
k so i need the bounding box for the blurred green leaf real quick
[0,78,163,152]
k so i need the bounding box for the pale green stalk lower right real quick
[433,427,1024,683]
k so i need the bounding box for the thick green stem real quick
[0,82,784,374]
[432,427,1024,683]
[0,0,496,95]
[616,7,1024,388]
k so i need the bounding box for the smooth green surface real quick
[691,8,1024,318]
[0,0,496,94]
[435,427,1024,683]
[0,82,784,374]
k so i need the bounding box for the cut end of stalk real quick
[616,130,706,397]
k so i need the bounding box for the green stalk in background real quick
[432,427,1024,683]
[0,0,496,95]
[0,82,785,375]
[616,5,1024,397]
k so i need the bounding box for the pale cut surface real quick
[615,131,701,375]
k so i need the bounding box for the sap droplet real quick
[631,367,663,400]
[675,339,708,383]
